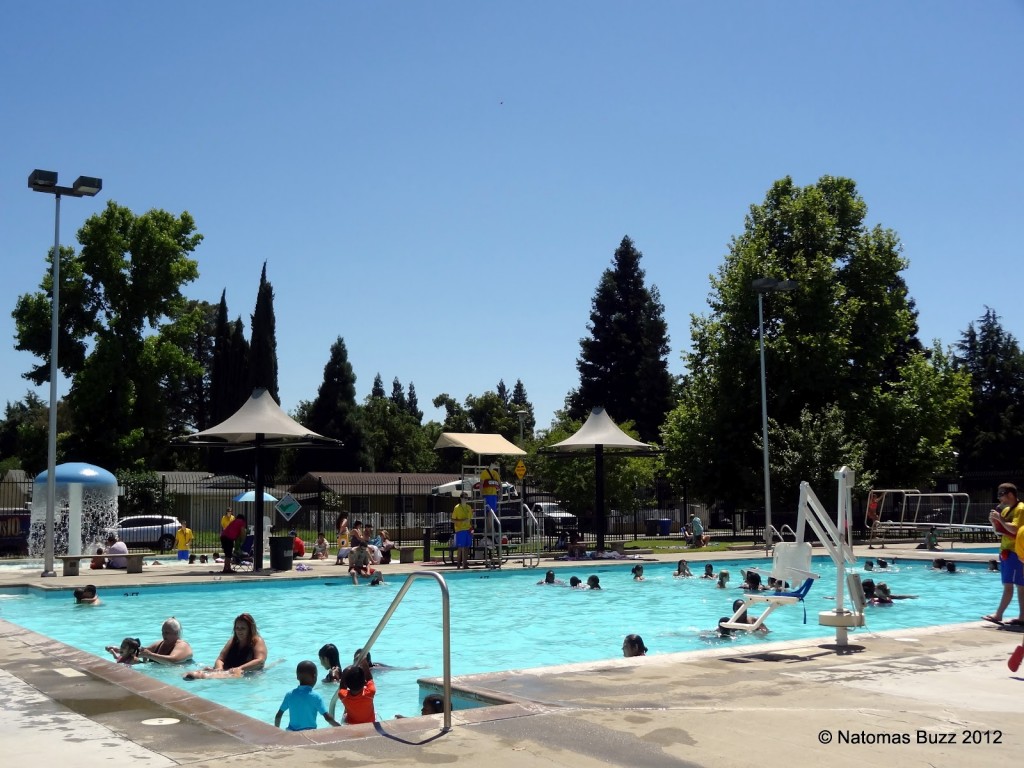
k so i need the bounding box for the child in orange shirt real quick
[332,663,376,724]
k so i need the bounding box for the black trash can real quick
[268,536,293,571]
[644,518,659,537]
[658,518,672,536]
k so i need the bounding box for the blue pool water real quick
[0,557,998,725]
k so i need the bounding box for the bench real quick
[58,553,145,576]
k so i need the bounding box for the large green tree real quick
[298,337,369,472]
[662,176,968,509]
[567,236,674,443]
[361,395,436,472]
[953,308,1024,472]
[13,202,202,469]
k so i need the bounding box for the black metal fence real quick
[1,470,1009,559]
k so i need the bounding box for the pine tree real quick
[371,374,386,399]
[299,337,369,471]
[407,382,423,423]
[390,377,407,410]
[568,236,673,443]
[954,308,1024,472]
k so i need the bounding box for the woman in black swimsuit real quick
[184,613,267,680]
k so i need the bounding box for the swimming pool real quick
[0,557,999,725]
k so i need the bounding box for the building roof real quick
[291,472,461,496]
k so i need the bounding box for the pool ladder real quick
[355,571,452,731]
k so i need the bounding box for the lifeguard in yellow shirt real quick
[480,462,501,516]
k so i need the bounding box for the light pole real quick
[752,277,797,552]
[28,170,103,577]
[515,410,528,445]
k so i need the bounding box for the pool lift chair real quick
[722,466,867,644]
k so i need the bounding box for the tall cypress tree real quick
[568,236,673,443]
[209,290,232,426]
[248,262,279,403]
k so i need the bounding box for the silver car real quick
[106,515,181,550]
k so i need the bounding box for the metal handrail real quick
[354,571,452,731]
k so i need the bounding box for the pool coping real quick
[0,541,1002,750]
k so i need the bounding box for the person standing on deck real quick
[452,492,474,570]
[984,483,1024,626]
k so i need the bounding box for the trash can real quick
[644,519,659,537]
[268,536,293,571]
[658,518,672,536]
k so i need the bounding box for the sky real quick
[1,1,1021,434]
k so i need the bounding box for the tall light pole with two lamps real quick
[28,169,103,577]
[751,277,797,552]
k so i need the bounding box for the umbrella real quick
[233,490,278,503]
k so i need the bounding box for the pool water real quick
[0,557,998,726]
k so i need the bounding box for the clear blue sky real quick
[2,2,1021,433]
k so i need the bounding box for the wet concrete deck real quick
[0,544,1018,767]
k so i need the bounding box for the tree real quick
[567,236,673,443]
[299,337,369,472]
[953,308,1024,472]
[0,392,50,472]
[406,383,423,423]
[390,377,407,410]
[663,176,967,509]
[361,396,436,472]
[248,262,279,403]
[12,202,202,469]
[370,374,386,400]
[511,379,536,440]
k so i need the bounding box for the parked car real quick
[431,479,518,499]
[105,515,180,550]
[530,503,577,536]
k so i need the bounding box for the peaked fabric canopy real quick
[545,407,659,552]
[433,432,526,456]
[550,407,653,451]
[178,389,340,572]
[185,388,335,445]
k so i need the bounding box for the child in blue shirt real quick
[275,660,339,731]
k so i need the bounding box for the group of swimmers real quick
[537,570,603,589]
[95,607,440,730]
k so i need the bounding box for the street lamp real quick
[515,410,528,445]
[28,169,103,577]
[752,277,797,552]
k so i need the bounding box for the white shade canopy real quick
[549,407,653,451]
[183,388,338,446]
[433,432,526,456]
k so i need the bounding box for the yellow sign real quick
[514,460,526,480]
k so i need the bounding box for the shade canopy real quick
[433,432,526,456]
[549,407,654,452]
[184,388,336,446]
[544,407,659,552]
[178,388,340,572]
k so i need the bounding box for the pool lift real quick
[721,466,866,645]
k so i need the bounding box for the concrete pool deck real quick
[0,544,1019,767]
